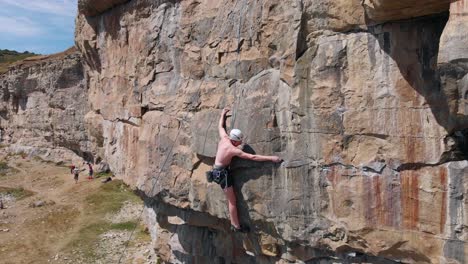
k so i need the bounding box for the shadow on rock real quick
[368,12,468,134]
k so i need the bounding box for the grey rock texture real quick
[72,0,467,263]
[0,48,91,163]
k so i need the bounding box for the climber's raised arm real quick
[218,108,230,139]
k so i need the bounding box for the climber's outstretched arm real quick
[235,149,282,163]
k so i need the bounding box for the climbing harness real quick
[206,166,231,189]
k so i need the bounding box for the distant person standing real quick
[71,165,84,184]
[85,162,94,180]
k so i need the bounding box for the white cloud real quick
[0,16,43,36]
[0,0,77,17]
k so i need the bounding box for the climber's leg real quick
[224,186,240,228]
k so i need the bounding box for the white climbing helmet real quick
[229,129,244,142]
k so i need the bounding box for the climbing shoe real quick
[231,224,250,233]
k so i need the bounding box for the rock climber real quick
[207,107,282,232]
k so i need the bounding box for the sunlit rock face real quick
[0,48,91,163]
[76,0,467,263]
[363,0,452,23]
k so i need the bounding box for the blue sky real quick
[0,0,77,55]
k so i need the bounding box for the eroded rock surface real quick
[0,48,90,163]
[74,0,467,263]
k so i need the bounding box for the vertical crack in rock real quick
[295,1,309,61]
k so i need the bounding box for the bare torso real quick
[214,136,240,167]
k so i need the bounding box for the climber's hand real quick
[271,156,283,163]
[222,108,230,115]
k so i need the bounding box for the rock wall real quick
[0,48,91,163]
[75,0,468,263]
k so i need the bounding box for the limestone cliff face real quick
[75,0,468,263]
[0,48,91,163]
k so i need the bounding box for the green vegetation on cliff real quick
[0,49,38,73]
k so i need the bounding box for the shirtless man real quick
[210,108,282,232]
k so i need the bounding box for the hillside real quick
[0,49,38,74]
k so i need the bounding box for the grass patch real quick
[28,205,80,233]
[69,222,110,259]
[0,161,9,171]
[0,186,34,200]
[69,221,143,259]
[95,171,112,178]
[0,161,7,178]
[86,180,140,214]
[64,180,142,261]
[135,225,152,242]
[0,49,38,74]
[0,161,18,178]
[110,221,138,231]
[6,151,27,159]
